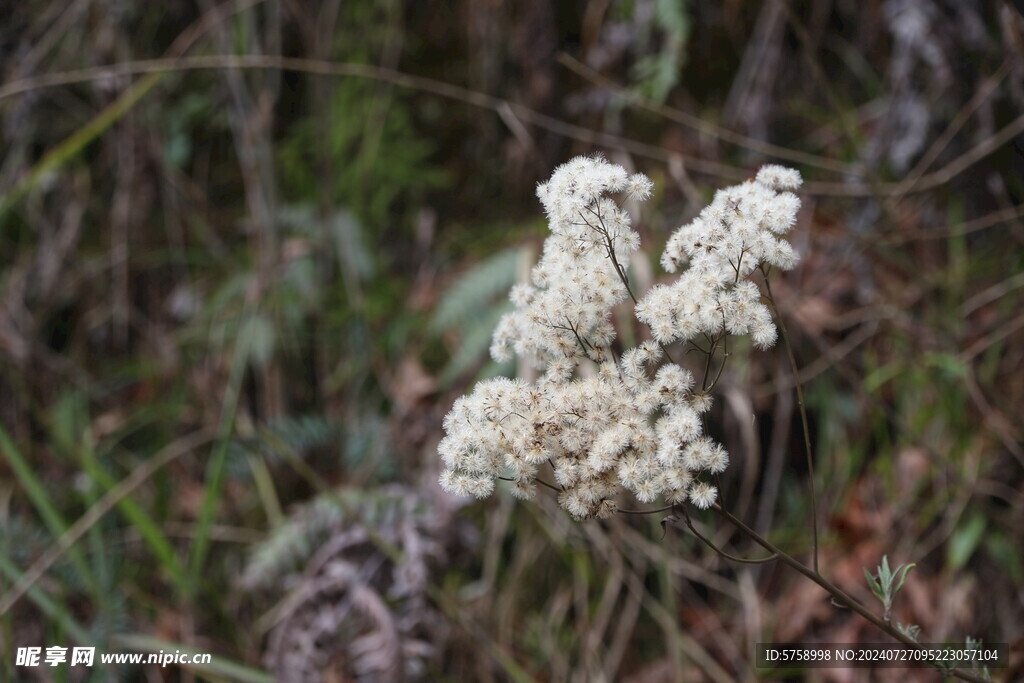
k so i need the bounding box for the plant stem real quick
[581,204,679,365]
[711,504,989,683]
[760,267,819,573]
[679,507,777,564]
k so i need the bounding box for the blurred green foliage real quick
[277,81,448,228]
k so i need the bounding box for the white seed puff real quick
[441,159,802,519]
[637,168,802,350]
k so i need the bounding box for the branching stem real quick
[498,476,561,493]
[711,504,988,683]
[579,203,679,365]
[619,504,675,515]
[678,506,777,564]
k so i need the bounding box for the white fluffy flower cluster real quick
[490,155,651,366]
[441,157,753,519]
[439,341,726,519]
[636,164,802,350]
[439,159,802,520]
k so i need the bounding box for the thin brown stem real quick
[619,504,675,515]
[2,56,1019,199]
[698,332,730,393]
[555,52,853,174]
[534,477,561,493]
[499,475,561,493]
[760,267,819,573]
[521,479,986,681]
[711,504,988,683]
[707,333,729,391]
[678,507,777,564]
[582,203,635,298]
[580,203,679,365]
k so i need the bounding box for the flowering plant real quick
[436,158,993,683]
[439,156,802,519]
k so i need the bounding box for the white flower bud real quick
[689,482,718,509]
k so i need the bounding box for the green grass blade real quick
[0,553,92,645]
[0,425,99,599]
[0,72,164,220]
[187,335,248,593]
[78,448,190,595]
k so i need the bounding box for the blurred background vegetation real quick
[1,0,1022,680]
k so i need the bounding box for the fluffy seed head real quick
[439,162,803,520]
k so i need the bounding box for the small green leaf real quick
[863,567,884,602]
[879,555,893,588]
[864,362,904,393]
[240,313,276,369]
[947,514,986,571]
[892,562,916,595]
[922,351,966,379]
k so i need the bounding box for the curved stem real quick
[700,334,718,392]
[498,476,561,493]
[711,504,989,683]
[533,477,561,493]
[760,267,819,573]
[707,334,728,391]
[679,507,777,564]
[619,504,675,515]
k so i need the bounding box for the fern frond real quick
[437,305,509,385]
[429,246,523,335]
